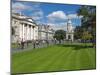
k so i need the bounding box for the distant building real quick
[66,19,74,41]
[38,24,55,40]
[11,13,37,43]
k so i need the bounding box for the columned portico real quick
[12,13,38,43]
[19,23,35,41]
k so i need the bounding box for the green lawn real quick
[12,43,96,74]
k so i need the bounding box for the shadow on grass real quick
[56,43,93,50]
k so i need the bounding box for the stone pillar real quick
[33,26,35,40]
[34,26,38,40]
[32,26,34,40]
[29,25,31,40]
[26,24,27,41]
[66,34,68,40]
[22,23,25,40]
[31,26,33,40]
[71,34,74,42]
[24,24,27,41]
[26,24,29,40]
[19,23,22,39]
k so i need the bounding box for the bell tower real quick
[66,18,74,41]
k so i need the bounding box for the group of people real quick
[17,38,25,49]
[32,39,54,48]
[16,38,55,49]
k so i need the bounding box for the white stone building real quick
[38,24,54,40]
[11,13,38,43]
[33,25,38,40]
[66,19,74,41]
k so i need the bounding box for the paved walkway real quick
[12,43,54,53]
[11,40,68,53]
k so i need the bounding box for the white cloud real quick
[12,2,31,13]
[46,22,67,31]
[30,9,44,20]
[47,11,82,24]
[47,11,67,22]
[12,2,44,21]
[54,23,67,31]
[67,14,83,19]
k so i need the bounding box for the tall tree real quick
[54,30,66,44]
[74,26,83,39]
[76,5,96,47]
[81,30,92,42]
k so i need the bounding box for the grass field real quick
[12,43,96,74]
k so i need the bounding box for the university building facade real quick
[11,13,54,43]
[12,13,38,43]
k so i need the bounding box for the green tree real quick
[77,6,89,17]
[54,30,66,44]
[77,6,96,32]
[77,6,96,47]
[74,26,83,39]
[81,31,92,42]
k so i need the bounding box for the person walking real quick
[32,39,36,48]
[21,38,24,49]
[17,37,21,48]
[36,40,39,48]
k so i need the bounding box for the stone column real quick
[33,26,35,40]
[71,34,74,42]
[19,23,22,39]
[32,26,34,40]
[24,24,27,41]
[29,25,31,40]
[22,23,25,41]
[66,33,68,40]
[26,24,29,40]
[31,26,33,40]
[26,24,27,41]
[34,26,37,40]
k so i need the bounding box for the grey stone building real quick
[11,13,38,43]
[38,24,55,40]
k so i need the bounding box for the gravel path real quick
[11,43,54,53]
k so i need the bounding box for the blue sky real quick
[12,1,83,30]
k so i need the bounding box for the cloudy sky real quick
[12,0,83,30]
